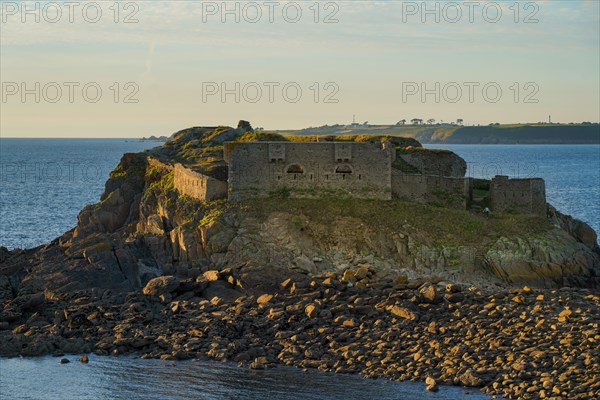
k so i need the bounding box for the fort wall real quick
[225,142,393,201]
[391,170,472,209]
[147,157,172,170]
[147,157,227,202]
[173,164,228,201]
[490,175,546,216]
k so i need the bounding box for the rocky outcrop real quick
[74,153,146,240]
[483,206,600,287]
[548,204,600,252]
[484,229,600,287]
[398,149,467,177]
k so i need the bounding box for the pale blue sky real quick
[1,0,599,137]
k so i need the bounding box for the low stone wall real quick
[147,157,172,171]
[490,175,546,217]
[147,157,227,202]
[173,164,227,201]
[391,171,472,209]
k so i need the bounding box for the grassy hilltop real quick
[276,123,600,144]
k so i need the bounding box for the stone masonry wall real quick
[173,164,227,201]
[391,170,472,209]
[147,157,172,171]
[490,175,546,216]
[147,157,227,201]
[224,142,393,201]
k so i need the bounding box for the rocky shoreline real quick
[2,268,598,400]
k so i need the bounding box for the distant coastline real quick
[277,123,600,145]
[140,135,169,142]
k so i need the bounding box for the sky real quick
[0,0,599,137]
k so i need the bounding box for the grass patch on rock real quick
[239,197,551,247]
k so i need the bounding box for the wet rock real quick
[0,275,14,302]
[251,356,270,369]
[425,376,438,392]
[458,369,484,387]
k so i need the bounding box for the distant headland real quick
[275,122,600,145]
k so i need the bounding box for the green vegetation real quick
[235,131,287,142]
[109,164,127,179]
[269,187,291,199]
[199,199,229,227]
[241,197,551,247]
[396,146,450,154]
[430,188,463,209]
[146,166,174,191]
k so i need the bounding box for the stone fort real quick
[151,141,548,216]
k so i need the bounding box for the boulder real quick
[548,205,599,251]
[203,270,221,282]
[256,294,274,305]
[425,376,438,392]
[142,276,179,297]
[457,369,484,387]
[237,120,254,133]
[0,276,14,302]
[305,303,320,319]
[388,305,418,320]
[419,283,440,304]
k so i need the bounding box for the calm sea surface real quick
[0,139,157,249]
[0,355,491,400]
